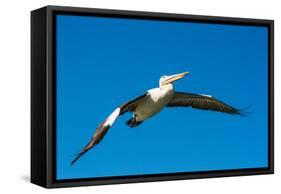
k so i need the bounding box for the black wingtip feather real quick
[71,152,85,166]
[237,104,252,117]
[71,140,95,166]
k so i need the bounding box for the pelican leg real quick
[126,114,142,128]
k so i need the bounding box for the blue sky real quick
[56,14,268,180]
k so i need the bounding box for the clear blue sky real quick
[56,14,268,180]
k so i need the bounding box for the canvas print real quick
[56,14,268,180]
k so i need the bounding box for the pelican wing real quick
[71,93,148,165]
[167,92,242,115]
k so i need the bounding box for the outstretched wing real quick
[167,92,242,115]
[71,93,148,165]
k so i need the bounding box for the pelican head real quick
[159,72,189,87]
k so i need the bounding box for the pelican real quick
[71,71,243,165]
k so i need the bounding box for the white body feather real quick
[135,84,174,121]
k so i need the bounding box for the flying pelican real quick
[71,71,243,165]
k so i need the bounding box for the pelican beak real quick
[165,72,189,84]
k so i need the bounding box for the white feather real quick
[104,108,120,126]
[136,85,174,121]
[200,94,212,98]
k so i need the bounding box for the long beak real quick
[164,72,189,84]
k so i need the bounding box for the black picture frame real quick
[31,5,274,188]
